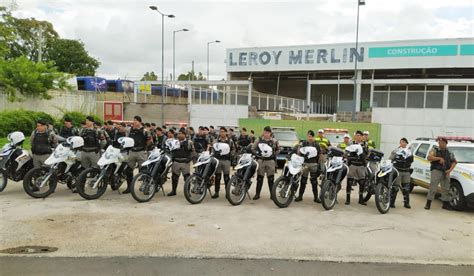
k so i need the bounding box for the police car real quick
[272,127,299,168]
[408,137,474,210]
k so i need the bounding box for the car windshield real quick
[325,133,346,145]
[273,132,298,141]
[449,147,474,163]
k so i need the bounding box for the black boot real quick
[212,173,221,199]
[268,175,275,200]
[311,177,321,203]
[442,201,453,211]
[296,177,308,202]
[424,200,431,210]
[358,180,367,206]
[345,179,353,205]
[223,174,230,190]
[402,184,411,208]
[253,175,264,200]
[390,191,398,208]
[122,167,133,194]
[167,173,179,196]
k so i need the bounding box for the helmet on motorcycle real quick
[395,148,412,160]
[213,142,231,155]
[299,146,318,159]
[7,131,25,146]
[345,144,363,156]
[379,159,393,172]
[165,139,180,151]
[118,137,134,149]
[66,136,84,149]
[257,143,273,158]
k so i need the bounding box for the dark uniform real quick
[193,134,211,154]
[112,129,127,148]
[295,140,321,202]
[80,127,108,168]
[30,130,58,168]
[252,136,280,199]
[59,126,78,139]
[155,134,166,150]
[237,134,251,153]
[212,137,235,197]
[127,127,151,169]
[345,141,368,205]
[390,147,414,208]
[169,138,194,196]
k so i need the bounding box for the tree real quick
[45,39,100,76]
[0,56,68,101]
[0,6,14,58]
[177,71,206,81]
[140,71,158,81]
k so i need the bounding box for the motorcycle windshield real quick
[98,147,121,167]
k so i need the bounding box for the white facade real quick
[189,104,248,129]
[227,37,474,72]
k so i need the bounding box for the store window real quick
[425,92,443,108]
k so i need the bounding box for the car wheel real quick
[448,181,466,211]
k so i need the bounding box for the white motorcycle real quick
[271,151,306,208]
[23,136,84,198]
[130,147,173,203]
[320,147,349,210]
[76,137,134,200]
[226,146,259,206]
[374,160,400,214]
[183,150,220,204]
[0,132,33,192]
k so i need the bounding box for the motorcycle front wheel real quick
[320,179,337,210]
[226,175,246,206]
[131,173,157,203]
[375,183,391,214]
[271,176,294,208]
[76,168,107,200]
[0,169,7,192]
[23,167,57,198]
[183,174,207,204]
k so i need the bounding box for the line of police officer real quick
[29,119,454,210]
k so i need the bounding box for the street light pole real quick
[149,6,175,125]
[173,28,189,84]
[206,40,221,80]
[352,0,365,122]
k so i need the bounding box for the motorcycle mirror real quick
[245,144,253,154]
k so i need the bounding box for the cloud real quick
[5,0,473,80]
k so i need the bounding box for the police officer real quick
[212,127,235,199]
[163,129,176,153]
[425,137,457,210]
[209,126,218,141]
[30,120,58,168]
[80,116,109,169]
[295,130,322,203]
[125,115,152,194]
[237,127,251,153]
[112,122,128,148]
[363,131,376,150]
[345,130,368,206]
[168,128,195,196]
[315,129,331,176]
[155,127,166,150]
[59,118,78,139]
[193,126,211,155]
[252,126,280,200]
[338,134,351,150]
[389,138,414,209]
[249,130,256,144]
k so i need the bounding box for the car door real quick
[413,143,431,184]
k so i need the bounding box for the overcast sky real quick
[3,0,474,80]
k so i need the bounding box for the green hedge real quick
[0,110,56,137]
[0,109,102,137]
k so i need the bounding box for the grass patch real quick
[0,137,31,151]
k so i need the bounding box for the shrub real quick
[0,109,56,137]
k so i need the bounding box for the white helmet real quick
[7,131,25,145]
[258,143,273,158]
[166,139,181,151]
[118,137,134,149]
[66,136,84,149]
[299,146,318,159]
[213,142,231,156]
[345,144,363,156]
[380,159,393,172]
[330,156,344,168]
[396,148,412,159]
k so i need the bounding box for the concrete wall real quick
[189,104,249,128]
[122,103,189,125]
[372,108,474,155]
[0,90,97,117]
